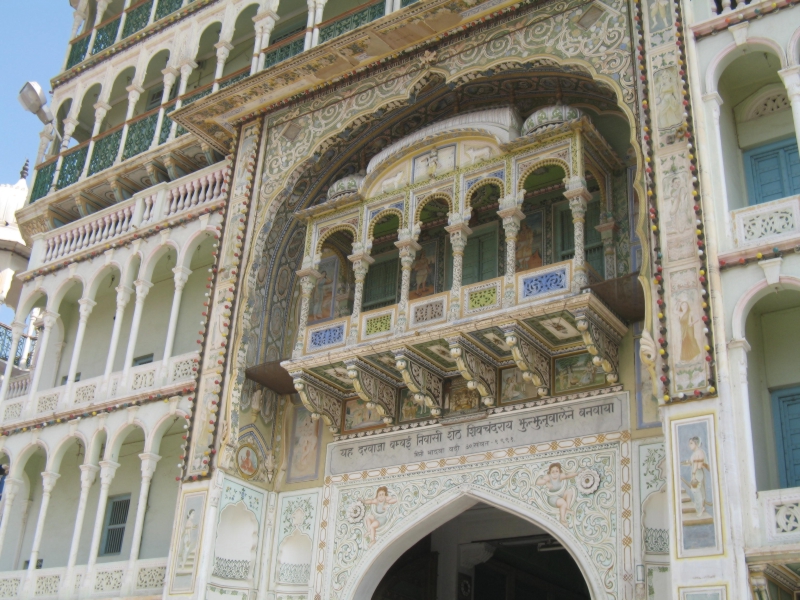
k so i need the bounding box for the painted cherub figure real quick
[363,486,397,546]
[536,462,578,525]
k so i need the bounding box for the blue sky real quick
[0,3,74,185]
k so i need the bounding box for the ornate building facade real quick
[0,0,798,598]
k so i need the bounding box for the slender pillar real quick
[346,252,374,345]
[62,464,99,596]
[122,453,160,594]
[168,62,197,142]
[393,0,402,12]
[445,219,472,321]
[63,298,96,404]
[293,268,321,358]
[49,117,79,193]
[102,285,133,396]
[161,267,191,383]
[702,92,731,232]
[303,0,315,50]
[564,177,591,292]
[779,66,800,150]
[115,0,134,44]
[213,41,233,92]
[36,125,55,165]
[26,311,59,409]
[86,0,111,56]
[0,477,22,562]
[255,14,277,72]
[82,461,120,592]
[80,101,111,179]
[394,230,420,333]
[150,67,179,151]
[114,84,144,164]
[311,0,325,47]
[120,280,152,391]
[498,193,524,309]
[25,471,60,582]
[0,321,26,404]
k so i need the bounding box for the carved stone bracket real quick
[446,336,496,407]
[291,372,342,432]
[345,359,396,424]
[500,324,550,397]
[574,311,621,384]
[393,350,444,417]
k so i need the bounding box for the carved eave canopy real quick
[293,192,363,223]
[171,0,538,152]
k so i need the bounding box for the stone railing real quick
[0,351,198,426]
[757,487,800,545]
[729,195,800,251]
[0,557,167,599]
[6,374,31,401]
[301,260,573,356]
[30,163,228,269]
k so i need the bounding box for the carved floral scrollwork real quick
[292,374,342,432]
[393,351,444,417]
[575,314,620,384]
[345,360,396,424]
[447,337,496,407]
[501,325,550,397]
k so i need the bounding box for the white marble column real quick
[102,285,133,397]
[0,477,22,562]
[292,267,321,358]
[86,0,111,55]
[63,464,99,595]
[563,177,591,292]
[120,279,152,391]
[160,267,191,383]
[114,84,144,164]
[168,61,197,142]
[49,117,79,193]
[395,230,420,333]
[115,0,134,44]
[779,66,800,150]
[498,193,524,308]
[63,298,96,404]
[701,92,732,234]
[303,0,315,50]
[347,249,374,345]
[26,311,59,409]
[0,321,26,403]
[150,67,179,151]
[212,41,233,92]
[311,0,326,47]
[82,461,120,592]
[80,101,111,179]
[255,13,277,72]
[445,218,472,321]
[122,453,160,594]
[24,471,61,584]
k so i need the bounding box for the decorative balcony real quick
[26,162,227,270]
[719,195,800,262]
[0,557,167,600]
[0,350,198,426]
[63,0,210,73]
[0,323,36,369]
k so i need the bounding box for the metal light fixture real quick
[18,81,54,125]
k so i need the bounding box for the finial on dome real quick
[20,160,29,180]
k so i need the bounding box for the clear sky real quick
[0,2,74,186]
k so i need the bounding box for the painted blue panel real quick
[773,386,800,487]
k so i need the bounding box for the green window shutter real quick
[363,256,399,311]
[461,228,498,286]
[745,139,800,205]
[585,202,605,277]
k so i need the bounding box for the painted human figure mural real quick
[681,437,710,519]
[676,301,702,362]
[536,462,578,525]
[364,486,397,546]
[179,509,199,569]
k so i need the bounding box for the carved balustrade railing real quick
[0,351,198,426]
[32,163,227,268]
[728,195,800,252]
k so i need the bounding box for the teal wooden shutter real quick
[363,256,399,311]
[585,201,605,278]
[773,387,800,488]
[460,236,481,286]
[745,139,800,205]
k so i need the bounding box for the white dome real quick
[0,162,29,246]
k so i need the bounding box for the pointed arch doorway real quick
[342,487,603,600]
[371,502,591,600]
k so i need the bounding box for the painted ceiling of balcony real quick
[718,51,783,107]
[174,0,632,150]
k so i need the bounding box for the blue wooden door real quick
[773,387,800,487]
